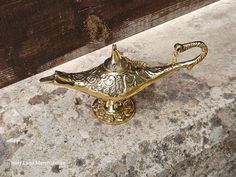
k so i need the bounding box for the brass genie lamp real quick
[40,41,208,124]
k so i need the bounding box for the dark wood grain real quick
[0,0,218,88]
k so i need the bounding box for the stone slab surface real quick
[0,0,236,176]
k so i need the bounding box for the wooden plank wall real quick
[0,0,218,88]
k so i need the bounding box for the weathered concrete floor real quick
[0,0,236,176]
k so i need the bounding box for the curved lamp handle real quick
[172,41,208,70]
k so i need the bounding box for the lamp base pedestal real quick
[92,98,135,125]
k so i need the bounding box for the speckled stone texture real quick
[0,0,236,176]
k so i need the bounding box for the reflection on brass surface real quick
[40,41,208,124]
